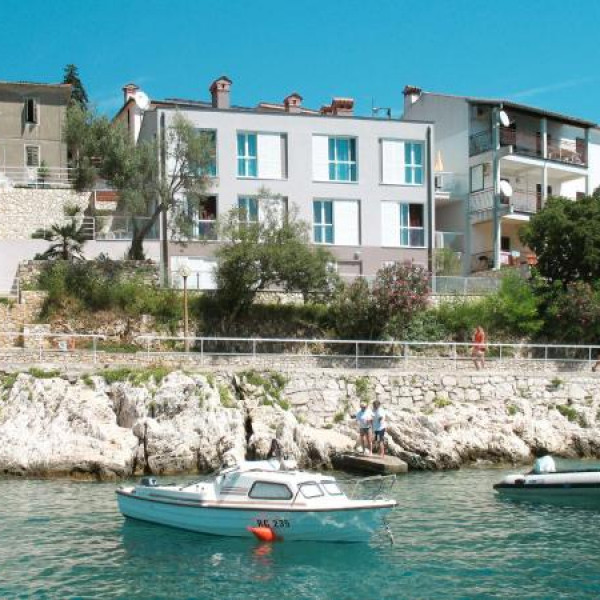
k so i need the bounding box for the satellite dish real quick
[499,110,510,127]
[134,90,150,111]
[499,180,513,197]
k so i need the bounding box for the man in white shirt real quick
[355,401,373,455]
[372,400,387,458]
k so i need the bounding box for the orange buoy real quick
[247,526,281,542]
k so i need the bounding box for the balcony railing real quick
[48,216,160,241]
[0,166,74,188]
[471,250,536,272]
[470,188,540,215]
[469,128,587,166]
[188,219,218,241]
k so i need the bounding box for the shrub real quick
[28,368,61,379]
[556,404,578,422]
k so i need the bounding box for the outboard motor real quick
[140,476,158,487]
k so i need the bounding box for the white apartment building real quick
[115,77,436,288]
[402,86,600,273]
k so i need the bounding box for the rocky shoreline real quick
[1,367,600,480]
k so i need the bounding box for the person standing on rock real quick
[355,401,373,455]
[471,325,486,370]
[372,400,386,458]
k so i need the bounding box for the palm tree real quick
[32,221,87,260]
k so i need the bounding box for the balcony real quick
[469,127,587,166]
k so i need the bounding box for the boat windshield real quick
[322,481,344,496]
[298,482,324,499]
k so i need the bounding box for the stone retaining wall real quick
[0,189,90,240]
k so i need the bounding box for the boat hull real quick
[494,470,600,503]
[117,491,393,543]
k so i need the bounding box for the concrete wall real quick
[140,106,434,278]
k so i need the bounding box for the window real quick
[470,164,484,192]
[237,133,257,177]
[248,481,293,500]
[25,98,38,124]
[26,146,40,167]
[187,196,217,240]
[313,200,333,244]
[400,203,424,246]
[312,136,357,182]
[194,129,217,177]
[299,482,324,499]
[238,196,259,225]
[381,139,424,185]
[313,199,360,246]
[328,137,357,181]
[381,202,425,247]
[404,142,423,184]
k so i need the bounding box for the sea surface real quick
[1,463,600,599]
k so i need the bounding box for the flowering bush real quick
[330,263,430,340]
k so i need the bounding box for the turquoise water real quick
[2,466,600,599]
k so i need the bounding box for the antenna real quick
[134,90,150,111]
[372,103,392,119]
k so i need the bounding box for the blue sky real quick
[2,0,600,121]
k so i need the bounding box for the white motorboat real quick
[116,459,396,543]
[494,469,600,502]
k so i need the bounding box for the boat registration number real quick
[256,518,290,528]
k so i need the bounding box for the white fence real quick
[0,166,74,189]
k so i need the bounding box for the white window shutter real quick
[257,133,282,179]
[259,197,286,226]
[333,200,359,246]
[381,140,404,184]
[381,202,400,247]
[312,135,330,181]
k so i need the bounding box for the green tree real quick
[215,192,336,320]
[520,192,600,284]
[32,222,87,261]
[63,108,214,269]
[62,64,88,111]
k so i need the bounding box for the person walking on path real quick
[372,400,386,458]
[472,325,486,370]
[355,401,373,455]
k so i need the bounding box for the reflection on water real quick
[1,466,600,599]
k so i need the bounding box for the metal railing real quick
[0,332,106,363]
[1,331,599,371]
[469,128,587,165]
[0,166,74,188]
[470,188,539,215]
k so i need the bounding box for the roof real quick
[416,89,596,128]
[0,80,72,97]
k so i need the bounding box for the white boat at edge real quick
[116,459,397,542]
[494,469,600,502]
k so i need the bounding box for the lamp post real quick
[177,264,192,352]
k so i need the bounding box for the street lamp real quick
[177,263,192,352]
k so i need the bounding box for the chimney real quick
[403,85,422,111]
[122,83,139,104]
[210,76,232,109]
[284,92,303,113]
[323,97,354,117]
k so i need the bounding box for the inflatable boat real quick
[494,469,600,502]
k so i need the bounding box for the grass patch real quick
[433,396,452,409]
[556,404,579,422]
[0,297,15,307]
[1,373,19,391]
[101,366,171,386]
[354,377,371,403]
[242,369,289,410]
[28,367,60,379]
[333,411,345,423]
[82,374,95,388]
[507,403,519,416]
[550,377,563,389]
[219,384,235,408]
